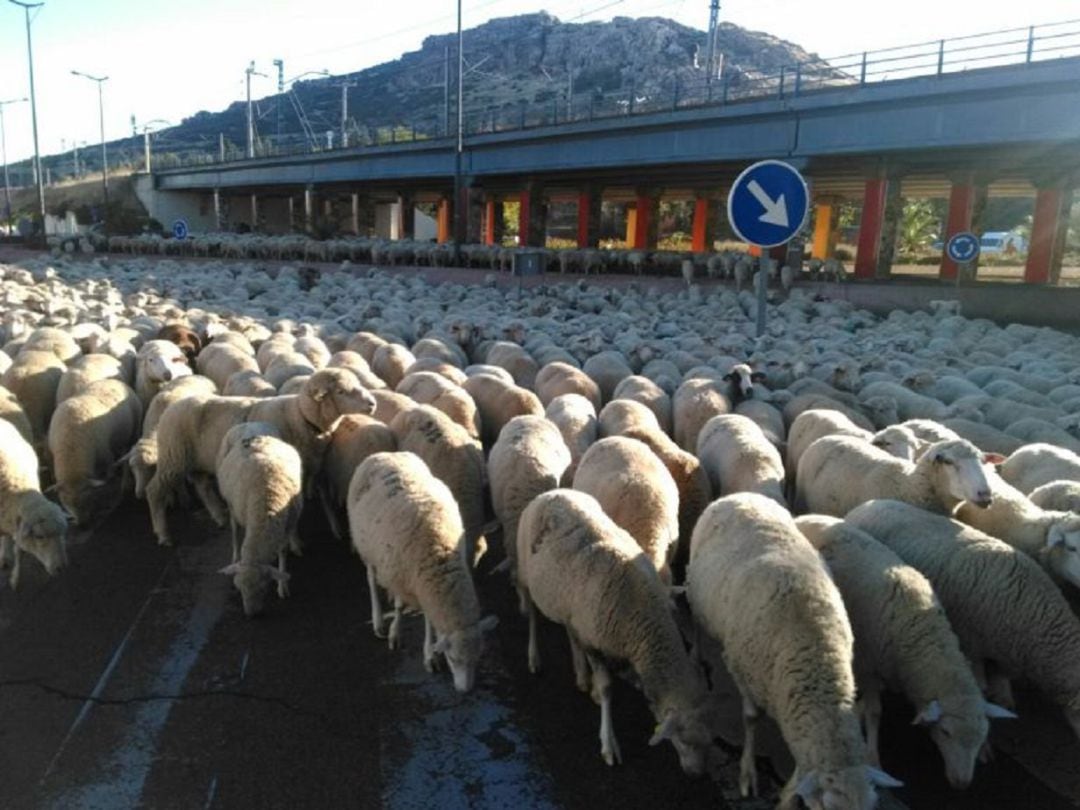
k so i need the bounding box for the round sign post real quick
[172,219,189,240]
[726,160,809,336]
[946,231,980,287]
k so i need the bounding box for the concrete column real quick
[250,194,259,232]
[854,176,900,279]
[397,194,415,241]
[356,196,376,238]
[625,204,637,246]
[466,187,484,245]
[630,190,660,250]
[1025,186,1073,284]
[691,197,709,252]
[437,197,451,244]
[287,196,295,232]
[484,199,496,245]
[810,198,840,260]
[323,199,333,219]
[351,194,360,235]
[577,189,602,248]
[213,188,222,231]
[518,184,547,248]
[304,185,315,234]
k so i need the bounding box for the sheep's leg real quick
[146,476,173,546]
[230,520,241,564]
[860,683,883,768]
[318,484,344,541]
[367,566,386,639]
[738,693,760,797]
[423,616,442,672]
[192,474,229,527]
[586,653,621,766]
[388,595,403,651]
[0,536,12,570]
[10,547,21,590]
[276,552,289,599]
[986,665,1015,711]
[525,594,541,674]
[566,628,590,693]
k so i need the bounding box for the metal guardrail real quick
[151,17,1080,171]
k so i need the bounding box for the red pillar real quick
[691,198,708,252]
[768,245,787,263]
[1024,187,1070,285]
[484,199,496,246]
[577,192,591,248]
[939,182,976,280]
[631,193,658,249]
[854,177,888,279]
[518,190,530,246]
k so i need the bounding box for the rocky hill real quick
[17,13,832,193]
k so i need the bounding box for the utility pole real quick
[71,70,109,233]
[0,97,27,227]
[73,140,80,177]
[9,1,46,230]
[273,58,284,151]
[706,0,721,83]
[452,0,463,263]
[443,45,451,137]
[336,79,356,147]
[245,61,266,159]
[142,119,169,173]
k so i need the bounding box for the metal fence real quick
[153,17,1080,170]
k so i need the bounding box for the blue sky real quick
[1,0,1077,165]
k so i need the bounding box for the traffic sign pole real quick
[756,260,769,337]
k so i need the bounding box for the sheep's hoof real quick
[528,657,541,675]
[601,742,621,767]
[156,536,173,548]
[424,653,443,673]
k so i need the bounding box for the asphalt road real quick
[1,494,1078,810]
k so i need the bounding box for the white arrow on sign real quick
[747,179,789,228]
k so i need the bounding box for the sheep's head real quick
[862,396,899,430]
[15,496,68,577]
[789,765,902,810]
[923,440,999,509]
[1046,513,1080,590]
[902,370,936,393]
[1056,414,1080,440]
[140,340,193,386]
[913,696,1013,789]
[649,703,714,777]
[57,476,122,528]
[723,363,764,401]
[129,439,156,500]
[871,425,922,462]
[434,615,498,693]
[219,562,288,617]
[299,368,377,433]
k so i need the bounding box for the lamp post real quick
[245,61,268,158]
[452,0,463,264]
[71,70,109,233]
[141,119,170,173]
[0,97,28,228]
[9,0,45,230]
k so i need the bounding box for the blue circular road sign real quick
[172,219,189,240]
[946,231,980,263]
[727,160,809,248]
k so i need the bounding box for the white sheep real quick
[462,373,544,449]
[0,384,33,444]
[796,437,996,518]
[796,514,1013,788]
[485,341,539,389]
[687,493,901,808]
[56,354,127,404]
[733,398,786,451]
[1029,480,1080,514]
[847,500,1080,740]
[999,443,1080,495]
[48,379,143,526]
[370,343,416,388]
[582,351,633,405]
[1,349,67,456]
[869,424,924,461]
[672,377,732,452]
[611,375,672,434]
[320,414,397,539]
[223,369,277,398]
[216,422,304,616]
[942,418,1025,456]
[572,436,680,584]
[535,361,602,411]
[697,414,786,506]
[859,380,948,421]
[0,419,68,589]
[197,341,260,390]
[544,393,597,485]
[348,451,497,692]
[785,409,872,485]
[516,489,713,772]
[597,398,661,437]
[135,339,193,408]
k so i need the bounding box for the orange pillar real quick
[484,199,496,246]
[810,200,839,260]
[939,182,976,280]
[691,198,708,252]
[1024,187,1071,284]
[625,205,637,247]
[436,198,451,243]
[631,193,653,249]
[854,178,888,279]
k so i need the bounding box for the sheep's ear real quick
[1047,526,1065,549]
[649,712,678,746]
[477,614,498,633]
[982,452,1006,465]
[794,772,819,801]
[866,767,903,788]
[218,563,242,576]
[722,372,735,381]
[984,701,1018,720]
[912,699,942,726]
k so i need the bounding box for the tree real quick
[897,198,939,255]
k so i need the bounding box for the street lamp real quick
[245,61,268,158]
[141,119,170,172]
[452,0,463,263]
[71,70,109,233]
[8,0,45,231]
[0,97,28,228]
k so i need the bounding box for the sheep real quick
[734,398,785,451]
[611,375,671,434]
[516,489,713,773]
[396,370,456,403]
[722,362,767,405]
[697,414,785,506]
[135,339,194,408]
[2,349,66,456]
[485,341,539,389]
[371,389,416,426]
[869,424,924,461]
[48,380,143,527]
[687,493,901,808]
[55,354,127,404]
[999,443,1080,494]
[796,437,996,518]
[597,398,661,438]
[389,405,488,567]
[534,361,602,411]
[348,451,497,692]
[1029,480,1080,514]
[264,351,316,390]
[796,515,1011,788]
[146,369,376,546]
[0,419,68,589]
[858,380,948,421]
[782,393,875,432]
[402,357,467,386]
[198,342,261,390]
[371,343,416,388]
[954,473,1080,589]
[128,375,218,500]
[346,331,389,363]
[320,414,397,539]
[672,377,732,452]
[461,373,544,449]
[942,418,1025,455]
[488,415,571,582]
[846,500,1080,740]
[213,423,302,615]
[785,409,872,485]
[0,385,33,444]
[223,369,277,398]
[155,322,202,365]
[572,437,680,584]
[544,393,597,485]
[582,351,633,405]
[21,327,81,364]
[1004,418,1080,454]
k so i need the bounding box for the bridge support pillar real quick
[938,180,988,280]
[854,175,900,279]
[630,190,659,250]
[484,199,497,245]
[577,189,602,248]
[351,194,360,235]
[1024,186,1073,284]
[810,198,840,260]
[436,197,452,243]
[213,188,222,231]
[304,185,315,234]
[691,197,711,253]
[518,185,547,247]
[465,186,485,244]
[250,194,259,232]
[397,194,415,240]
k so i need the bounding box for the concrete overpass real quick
[143,33,1080,284]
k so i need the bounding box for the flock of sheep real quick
[1,251,1079,810]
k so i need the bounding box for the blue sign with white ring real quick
[946,232,979,263]
[172,219,189,240]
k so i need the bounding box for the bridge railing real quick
[153,17,1080,171]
